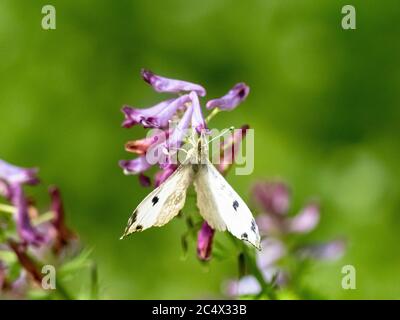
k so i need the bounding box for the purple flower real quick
[206,83,250,110]
[197,222,215,261]
[287,204,320,234]
[122,95,191,129]
[0,160,39,186]
[120,70,254,187]
[164,103,193,154]
[218,125,249,173]
[119,156,152,175]
[141,69,206,97]
[125,129,170,155]
[0,159,44,246]
[252,182,290,216]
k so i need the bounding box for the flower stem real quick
[0,203,15,214]
[205,108,220,123]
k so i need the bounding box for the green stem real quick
[0,203,15,214]
[205,108,220,123]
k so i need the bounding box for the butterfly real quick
[120,129,261,250]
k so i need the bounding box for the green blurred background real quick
[0,0,399,299]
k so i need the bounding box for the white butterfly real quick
[120,130,261,250]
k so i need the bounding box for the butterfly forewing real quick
[194,159,261,249]
[121,164,194,238]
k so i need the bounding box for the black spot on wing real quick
[127,210,138,226]
[251,219,257,233]
[135,225,143,232]
[152,196,159,206]
[233,200,239,211]
[241,233,248,240]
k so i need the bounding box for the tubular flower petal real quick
[141,69,206,97]
[119,156,152,175]
[121,98,176,128]
[125,130,169,155]
[206,83,249,110]
[165,103,193,153]
[0,160,39,186]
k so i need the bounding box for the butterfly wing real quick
[194,159,261,249]
[121,164,194,238]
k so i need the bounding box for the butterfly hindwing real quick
[121,164,194,238]
[193,159,261,249]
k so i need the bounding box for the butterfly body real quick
[121,132,261,250]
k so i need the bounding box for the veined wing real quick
[121,164,194,238]
[194,159,261,249]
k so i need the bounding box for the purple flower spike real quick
[252,182,290,216]
[190,92,207,133]
[197,221,215,261]
[141,69,206,97]
[206,83,250,110]
[119,156,152,175]
[288,204,320,234]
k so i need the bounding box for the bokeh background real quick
[0,0,399,299]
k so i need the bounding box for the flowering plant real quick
[119,70,346,300]
[0,160,98,299]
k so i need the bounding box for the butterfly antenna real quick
[207,126,235,145]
